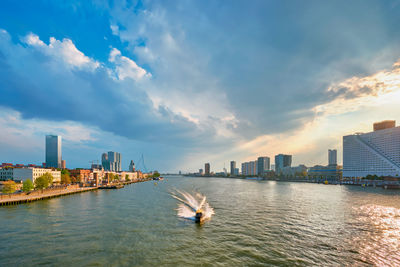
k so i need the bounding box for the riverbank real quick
[184,175,400,189]
[0,186,98,206]
[0,178,153,207]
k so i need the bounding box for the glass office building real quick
[46,135,62,168]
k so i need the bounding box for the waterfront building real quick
[102,151,122,172]
[46,135,62,168]
[271,164,275,172]
[275,154,292,174]
[343,121,400,177]
[308,165,342,180]
[13,168,61,183]
[234,168,239,175]
[281,165,308,177]
[61,160,66,169]
[328,149,337,166]
[199,169,203,175]
[249,161,257,176]
[230,161,236,175]
[205,163,210,175]
[129,160,135,172]
[119,171,138,181]
[257,156,270,175]
[241,161,254,176]
[0,167,14,180]
[70,169,91,183]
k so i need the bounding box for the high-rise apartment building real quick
[275,154,292,174]
[102,151,122,172]
[205,163,210,175]
[45,135,62,168]
[328,149,337,166]
[257,156,270,175]
[230,161,236,175]
[343,121,400,177]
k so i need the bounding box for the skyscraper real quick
[205,163,210,175]
[230,161,236,175]
[102,151,122,172]
[343,121,400,177]
[328,149,337,166]
[101,153,108,170]
[257,156,270,175]
[45,135,62,168]
[274,154,292,174]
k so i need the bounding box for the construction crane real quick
[89,160,99,168]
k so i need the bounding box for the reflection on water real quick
[353,205,400,266]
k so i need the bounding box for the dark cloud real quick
[109,0,400,139]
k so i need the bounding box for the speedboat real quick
[195,209,204,223]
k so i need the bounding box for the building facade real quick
[281,165,308,177]
[46,135,62,168]
[70,169,91,183]
[0,168,14,180]
[343,122,400,177]
[205,163,210,175]
[102,151,122,172]
[328,149,337,166]
[257,156,270,175]
[230,161,236,175]
[13,168,61,183]
[308,165,342,180]
[275,154,292,174]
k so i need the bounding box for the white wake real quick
[171,190,214,222]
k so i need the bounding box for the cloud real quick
[22,33,100,70]
[108,47,151,81]
[316,59,400,115]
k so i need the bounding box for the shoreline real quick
[183,175,400,189]
[0,179,151,207]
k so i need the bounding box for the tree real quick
[61,173,71,184]
[153,172,160,178]
[34,173,54,189]
[2,180,18,194]
[22,179,34,192]
[42,173,54,185]
[34,176,49,189]
[61,169,70,175]
[125,174,130,181]
[114,174,120,181]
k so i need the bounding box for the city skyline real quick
[1,1,400,172]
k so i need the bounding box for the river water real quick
[1,176,399,266]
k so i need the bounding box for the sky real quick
[1,0,400,173]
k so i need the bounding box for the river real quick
[1,176,399,266]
